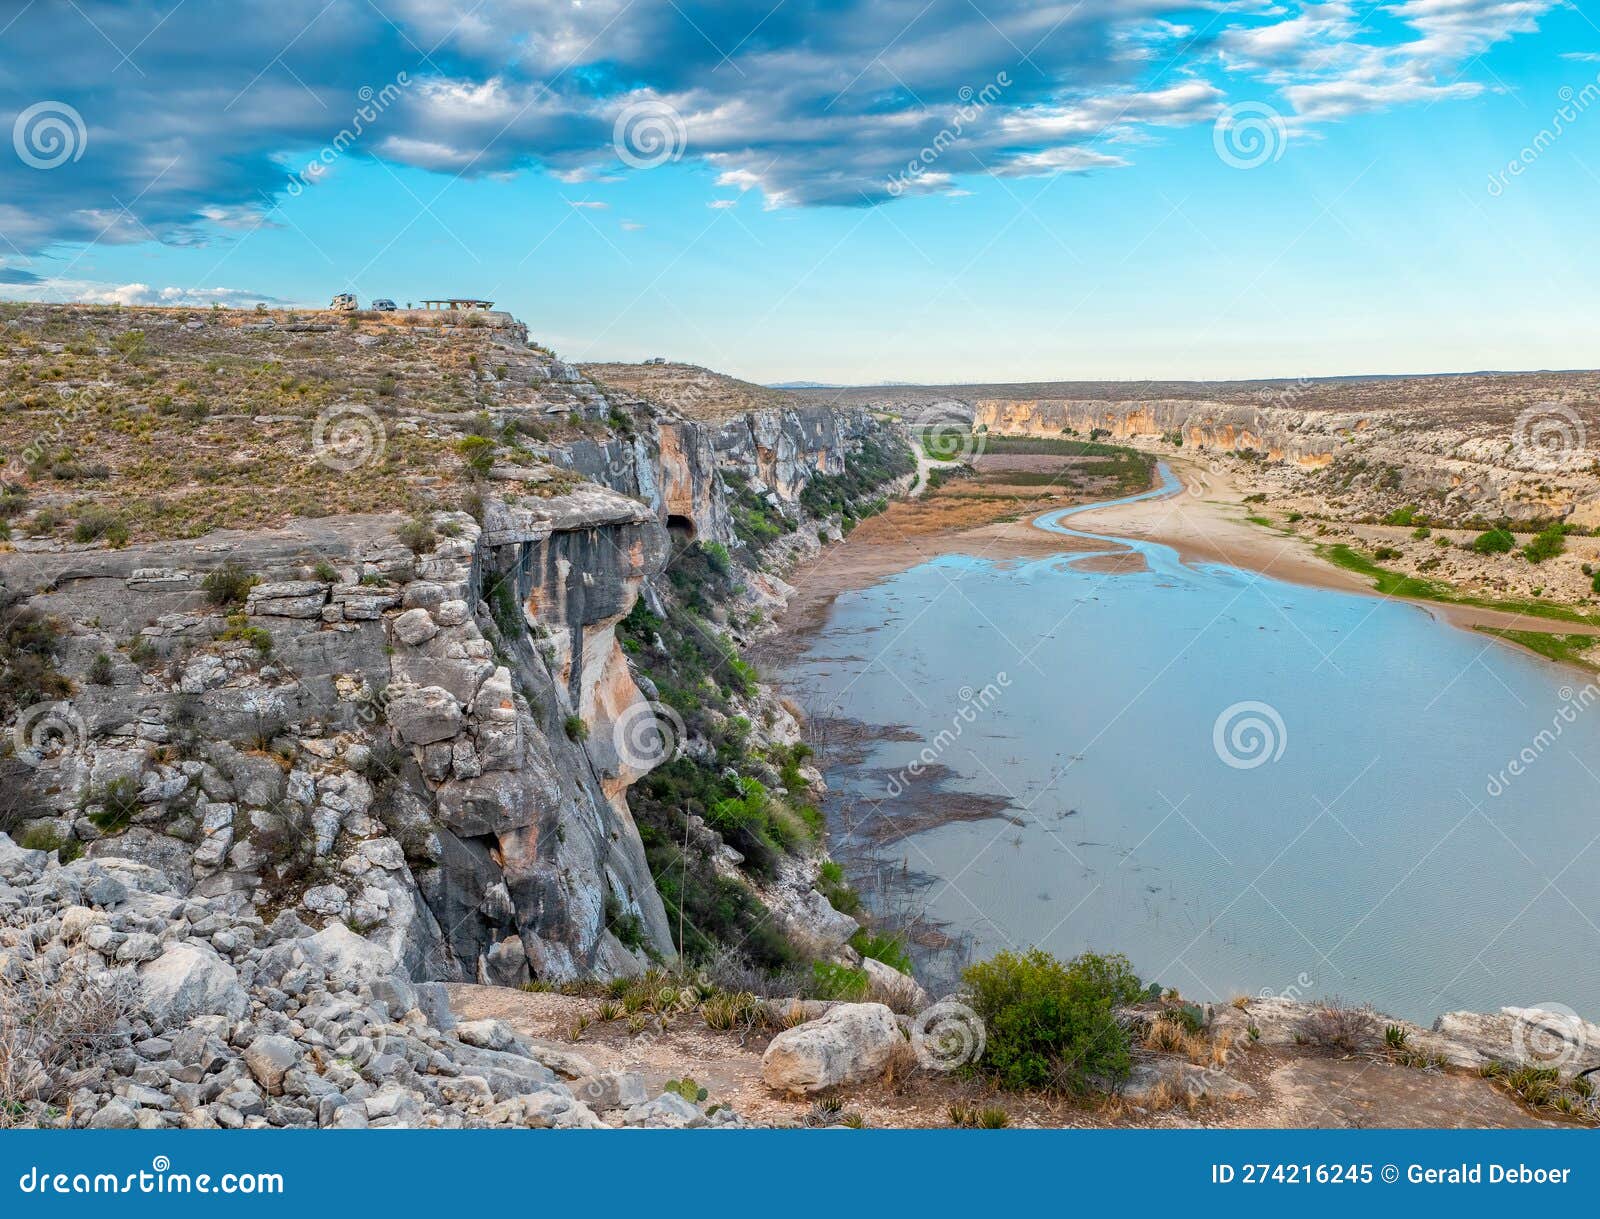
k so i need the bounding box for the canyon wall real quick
[0,380,908,988]
[974,394,1600,524]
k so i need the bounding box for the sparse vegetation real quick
[201,562,258,608]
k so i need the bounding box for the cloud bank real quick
[0,0,1562,257]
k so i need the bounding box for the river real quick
[779,463,1600,1021]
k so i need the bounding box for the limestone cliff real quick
[971,387,1600,525]
[0,327,911,991]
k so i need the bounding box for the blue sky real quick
[2,1,1598,383]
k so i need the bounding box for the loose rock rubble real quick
[0,833,748,1129]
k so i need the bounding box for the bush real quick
[817,860,861,916]
[811,961,869,1000]
[72,506,127,547]
[0,606,70,717]
[563,714,588,742]
[1294,998,1379,1052]
[1473,527,1515,555]
[1522,524,1567,564]
[395,517,436,555]
[87,653,114,686]
[89,776,141,832]
[201,562,257,607]
[962,948,1145,1094]
[455,434,496,476]
[0,955,136,1125]
[850,928,913,974]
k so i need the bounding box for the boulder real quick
[391,608,440,646]
[243,1035,301,1095]
[760,1002,902,1094]
[387,686,463,746]
[861,956,929,1010]
[299,922,398,988]
[138,941,249,1026]
[621,1091,705,1128]
[573,1070,649,1112]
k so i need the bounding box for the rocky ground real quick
[6,831,1591,1130]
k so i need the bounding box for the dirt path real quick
[447,984,1552,1129]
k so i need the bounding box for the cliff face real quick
[0,368,909,989]
[977,398,1343,468]
[973,394,1600,524]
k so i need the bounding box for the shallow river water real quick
[780,464,1600,1021]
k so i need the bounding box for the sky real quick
[1,0,1598,384]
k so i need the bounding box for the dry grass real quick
[0,955,135,1125]
[0,303,594,543]
[1293,998,1380,1054]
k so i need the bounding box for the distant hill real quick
[582,360,802,419]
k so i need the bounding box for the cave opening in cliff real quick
[665,513,697,544]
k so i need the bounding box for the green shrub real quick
[850,928,913,974]
[605,895,646,951]
[455,433,496,476]
[1522,524,1567,564]
[395,517,436,555]
[312,560,339,583]
[72,506,127,546]
[563,714,589,742]
[1473,527,1515,555]
[220,614,273,657]
[811,961,870,1000]
[817,860,861,915]
[962,948,1145,1094]
[1372,545,1401,561]
[1383,504,1419,527]
[90,776,141,832]
[87,652,114,685]
[201,562,257,607]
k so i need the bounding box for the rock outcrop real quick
[0,323,912,997]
